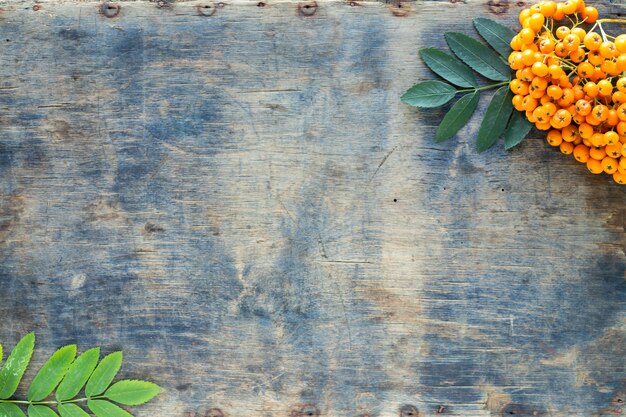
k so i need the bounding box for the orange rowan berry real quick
[606,143,622,158]
[526,110,538,123]
[536,121,552,130]
[586,113,602,126]
[554,42,569,57]
[562,0,578,14]
[592,104,609,122]
[547,129,563,146]
[613,171,626,184]
[617,78,626,93]
[570,47,586,63]
[531,62,549,77]
[577,62,594,78]
[575,99,591,115]
[556,26,570,40]
[522,96,539,112]
[510,79,530,95]
[519,8,532,25]
[598,79,613,96]
[510,35,523,51]
[552,109,572,128]
[622,143,626,157]
[584,82,599,98]
[608,110,620,126]
[560,141,575,154]
[533,106,549,123]
[512,94,525,111]
[562,124,579,142]
[573,113,586,124]
[546,85,563,100]
[590,132,606,147]
[600,41,618,59]
[557,88,575,106]
[582,6,598,23]
[587,158,603,174]
[573,85,585,100]
[617,55,626,72]
[601,60,618,76]
[584,32,602,51]
[579,122,594,138]
[605,131,620,146]
[540,94,553,105]
[553,3,566,20]
[571,27,587,41]
[543,102,557,117]
[590,146,607,160]
[620,157,626,169]
[615,34,626,53]
[617,121,626,136]
[588,50,603,65]
[520,28,536,44]
[602,157,619,174]
[521,49,537,66]
[528,13,545,31]
[540,0,557,17]
[573,144,590,162]
[617,103,626,121]
[563,34,580,51]
[540,38,555,54]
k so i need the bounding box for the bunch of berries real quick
[509,0,626,184]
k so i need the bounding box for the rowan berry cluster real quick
[509,0,626,184]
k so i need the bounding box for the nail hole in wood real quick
[100,2,120,17]
[297,1,318,16]
[197,3,216,15]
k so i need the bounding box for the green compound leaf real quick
[473,17,516,59]
[0,333,36,399]
[477,86,514,152]
[87,400,133,417]
[504,110,533,150]
[57,404,90,417]
[56,348,100,401]
[0,403,26,417]
[27,405,59,417]
[436,91,480,142]
[85,352,123,397]
[104,380,161,406]
[445,32,511,81]
[401,80,457,108]
[27,345,77,401]
[0,344,3,367]
[419,48,477,88]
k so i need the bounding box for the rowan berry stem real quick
[457,81,510,93]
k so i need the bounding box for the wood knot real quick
[297,1,317,16]
[100,2,120,17]
[291,405,320,417]
[197,3,216,15]
[389,1,410,16]
[206,408,224,417]
[399,405,419,417]
[487,0,509,15]
[32,4,42,10]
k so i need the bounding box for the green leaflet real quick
[87,400,133,417]
[0,344,3,366]
[476,86,514,152]
[56,348,100,401]
[419,48,477,88]
[27,406,58,417]
[0,333,36,399]
[504,110,533,149]
[0,403,26,417]
[104,380,161,406]
[445,32,510,81]
[401,80,456,108]
[57,405,90,417]
[85,352,123,397]
[436,92,480,142]
[473,18,516,59]
[27,345,77,401]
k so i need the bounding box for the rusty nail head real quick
[400,405,419,417]
[297,1,317,16]
[196,3,216,15]
[101,2,120,17]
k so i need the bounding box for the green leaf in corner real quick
[476,86,514,152]
[104,380,161,406]
[0,403,26,417]
[445,32,511,81]
[85,352,123,397]
[0,332,36,399]
[419,48,477,88]
[0,344,3,367]
[27,345,77,401]
[27,405,59,417]
[401,80,457,108]
[504,110,533,150]
[473,17,516,59]
[57,404,90,417]
[87,400,133,417]
[436,91,480,142]
[56,347,100,401]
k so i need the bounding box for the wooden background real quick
[0,0,625,415]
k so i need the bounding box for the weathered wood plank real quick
[0,1,625,416]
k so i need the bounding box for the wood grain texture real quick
[0,0,625,416]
